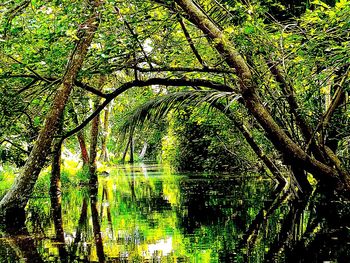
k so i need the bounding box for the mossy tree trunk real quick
[0,1,101,224]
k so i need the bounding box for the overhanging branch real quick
[135,66,234,74]
[1,74,108,98]
[61,77,235,141]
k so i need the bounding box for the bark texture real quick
[0,2,101,221]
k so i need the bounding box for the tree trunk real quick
[70,105,90,165]
[100,104,110,162]
[129,134,134,164]
[50,146,62,198]
[50,114,64,197]
[174,0,350,190]
[0,3,101,222]
[89,75,105,183]
[78,128,90,166]
[89,111,100,181]
[122,136,131,163]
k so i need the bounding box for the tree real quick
[171,0,350,192]
[0,0,102,225]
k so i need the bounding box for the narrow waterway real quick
[0,164,349,262]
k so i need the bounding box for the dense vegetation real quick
[0,0,349,236]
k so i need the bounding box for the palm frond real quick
[120,90,241,137]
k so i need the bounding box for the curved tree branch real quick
[61,77,235,141]
[135,66,234,74]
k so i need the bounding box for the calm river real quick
[0,164,349,262]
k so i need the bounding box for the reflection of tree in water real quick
[122,166,172,213]
[50,186,69,263]
[0,227,44,263]
[177,175,271,232]
[69,196,89,261]
[282,189,350,263]
[237,186,350,263]
[176,174,273,262]
[3,165,350,262]
[26,201,52,235]
[176,173,350,263]
[90,185,106,263]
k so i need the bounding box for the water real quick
[0,164,349,262]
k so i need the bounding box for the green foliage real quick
[1,0,350,188]
[33,163,88,196]
[0,0,349,260]
[75,165,90,183]
[162,107,256,171]
[33,171,50,195]
[0,163,16,198]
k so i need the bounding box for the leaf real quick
[65,29,79,41]
[33,116,41,126]
[336,0,348,9]
[311,0,330,9]
[224,26,235,34]
[244,25,255,34]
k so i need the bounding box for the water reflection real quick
[50,180,68,263]
[0,227,44,263]
[0,164,349,262]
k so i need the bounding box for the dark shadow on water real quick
[0,226,44,263]
[233,183,290,262]
[257,186,350,263]
[283,188,350,263]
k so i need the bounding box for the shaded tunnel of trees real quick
[0,3,350,260]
